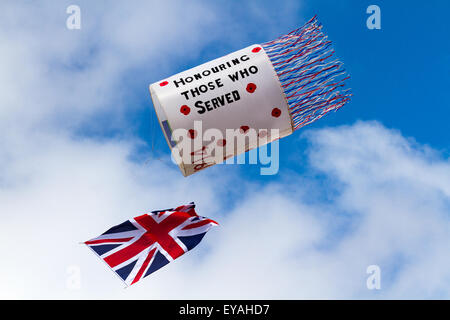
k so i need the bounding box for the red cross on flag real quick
[84,203,218,286]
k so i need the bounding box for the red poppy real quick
[240,125,250,133]
[246,83,257,93]
[188,129,197,139]
[271,107,281,117]
[180,105,190,115]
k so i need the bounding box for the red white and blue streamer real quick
[262,16,352,130]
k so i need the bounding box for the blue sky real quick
[0,0,449,299]
[126,0,450,182]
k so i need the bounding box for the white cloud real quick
[0,0,303,133]
[0,1,220,132]
[1,121,448,299]
[0,1,448,299]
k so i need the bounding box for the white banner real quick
[149,45,292,176]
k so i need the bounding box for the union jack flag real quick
[84,203,218,286]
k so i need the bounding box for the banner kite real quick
[149,16,351,176]
[84,203,218,286]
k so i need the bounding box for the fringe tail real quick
[262,16,352,131]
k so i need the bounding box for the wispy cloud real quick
[0,0,303,134]
[1,120,449,299]
[0,1,448,299]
